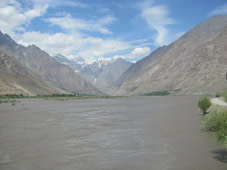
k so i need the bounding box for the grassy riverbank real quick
[202,108,227,149]
[199,91,227,149]
[0,93,123,103]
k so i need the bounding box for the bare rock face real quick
[0,49,56,95]
[0,31,102,95]
[116,15,227,96]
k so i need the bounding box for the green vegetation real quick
[225,138,227,149]
[143,89,181,96]
[202,109,227,149]
[223,91,227,102]
[0,94,25,99]
[0,99,18,105]
[0,93,123,102]
[143,91,170,96]
[35,93,123,100]
[0,94,25,105]
[198,97,211,114]
[199,91,227,149]
[215,92,220,98]
[216,89,227,102]
[40,95,123,101]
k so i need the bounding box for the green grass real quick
[40,95,123,101]
[0,93,124,101]
[0,94,25,99]
[198,97,211,114]
[0,99,18,105]
[225,137,227,149]
[217,89,227,101]
[202,109,227,148]
[215,92,220,98]
[143,91,170,96]
[36,94,117,100]
[223,91,227,102]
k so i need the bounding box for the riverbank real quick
[0,94,124,103]
[211,98,227,107]
[201,96,227,149]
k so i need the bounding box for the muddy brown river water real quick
[0,96,226,170]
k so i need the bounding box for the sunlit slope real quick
[116,15,227,95]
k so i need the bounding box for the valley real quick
[0,1,227,169]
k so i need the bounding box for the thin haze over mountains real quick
[0,0,227,64]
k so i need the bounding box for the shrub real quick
[225,137,227,149]
[144,91,170,96]
[0,94,25,99]
[198,97,211,114]
[202,109,219,131]
[215,93,220,98]
[223,91,227,102]
[202,110,227,142]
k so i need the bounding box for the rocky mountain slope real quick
[54,54,85,73]
[115,15,227,96]
[0,31,102,95]
[0,49,55,95]
[54,55,132,94]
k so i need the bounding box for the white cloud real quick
[208,3,227,16]
[140,2,175,46]
[0,0,149,64]
[15,32,84,56]
[113,47,151,60]
[47,14,116,34]
[0,0,20,8]
[0,1,47,34]
[14,31,131,64]
[76,38,131,63]
[0,0,87,35]
[129,47,151,59]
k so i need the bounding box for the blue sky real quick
[0,0,227,63]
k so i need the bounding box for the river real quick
[0,96,226,170]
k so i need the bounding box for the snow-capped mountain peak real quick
[94,58,115,68]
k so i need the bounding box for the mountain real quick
[54,54,85,73]
[115,15,227,95]
[0,49,55,95]
[0,31,102,95]
[87,58,133,94]
[54,55,133,94]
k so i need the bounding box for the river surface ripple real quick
[0,96,226,170]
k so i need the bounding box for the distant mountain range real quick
[54,54,86,73]
[54,54,132,94]
[1,15,227,96]
[0,31,102,95]
[115,15,227,95]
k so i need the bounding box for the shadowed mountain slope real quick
[0,49,56,95]
[0,31,102,95]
